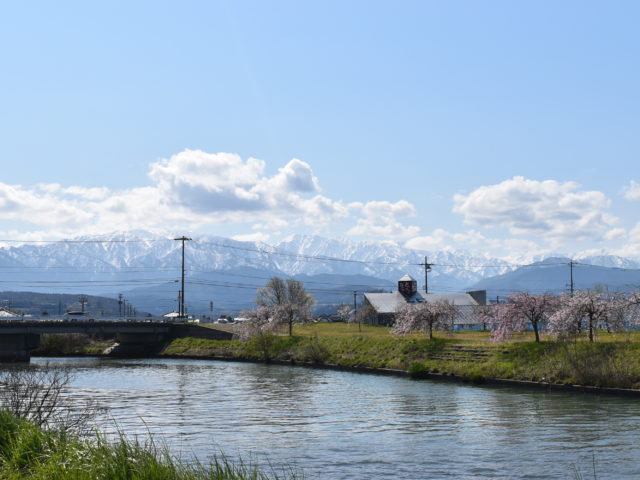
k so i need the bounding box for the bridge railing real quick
[0,315,181,323]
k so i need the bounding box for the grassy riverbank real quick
[163,323,640,390]
[32,333,113,356]
[0,409,299,480]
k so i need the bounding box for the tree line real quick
[241,277,640,343]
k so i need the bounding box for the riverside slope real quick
[160,324,640,395]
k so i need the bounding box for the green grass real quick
[163,323,640,389]
[0,409,300,480]
[32,334,114,356]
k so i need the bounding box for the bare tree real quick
[0,364,104,434]
[354,303,377,326]
[256,277,315,336]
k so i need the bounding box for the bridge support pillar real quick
[110,332,168,357]
[0,334,40,362]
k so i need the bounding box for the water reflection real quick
[16,358,640,479]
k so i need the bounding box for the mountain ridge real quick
[1,231,638,314]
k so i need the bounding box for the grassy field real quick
[164,322,640,389]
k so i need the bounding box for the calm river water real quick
[23,357,640,479]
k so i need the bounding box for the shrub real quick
[408,363,429,379]
[295,338,330,364]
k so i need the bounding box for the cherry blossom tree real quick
[239,306,281,361]
[621,290,640,327]
[256,277,315,336]
[337,302,363,331]
[473,304,496,332]
[548,290,620,342]
[240,305,277,339]
[336,303,354,323]
[393,300,458,339]
[601,291,629,332]
[491,293,560,342]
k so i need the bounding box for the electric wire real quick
[2,236,640,313]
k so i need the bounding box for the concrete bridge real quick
[0,320,234,362]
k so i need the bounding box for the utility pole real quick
[568,260,575,297]
[419,256,433,293]
[174,236,192,318]
[78,295,88,313]
[118,294,123,317]
[353,291,360,332]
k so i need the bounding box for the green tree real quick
[256,277,315,336]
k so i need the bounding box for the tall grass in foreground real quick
[0,409,301,480]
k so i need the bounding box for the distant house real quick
[0,306,22,319]
[362,274,486,328]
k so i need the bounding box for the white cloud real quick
[604,228,626,240]
[62,186,111,200]
[0,183,95,227]
[348,200,420,239]
[623,180,640,201]
[252,218,289,230]
[0,150,357,239]
[615,222,640,258]
[36,184,110,200]
[4,154,630,258]
[147,150,325,217]
[262,158,320,194]
[453,176,617,242]
[299,195,349,226]
[405,228,546,258]
[231,232,271,243]
[404,228,455,251]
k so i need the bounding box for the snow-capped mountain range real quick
[0,231,639,314]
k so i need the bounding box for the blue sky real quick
[0,1,639,259]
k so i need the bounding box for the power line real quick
[431,261,569,268]
[2,236,629,271]
[193,239,417,266]
[0,238,169,244]
[187,269,394,289]
[185,279,369,296]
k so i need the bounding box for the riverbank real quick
[160,323,640,392]
[32,325,640,393]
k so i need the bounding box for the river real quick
[21,357,640,479]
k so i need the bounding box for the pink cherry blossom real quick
[393,300,458,339]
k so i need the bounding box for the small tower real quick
[398,274,417,296]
